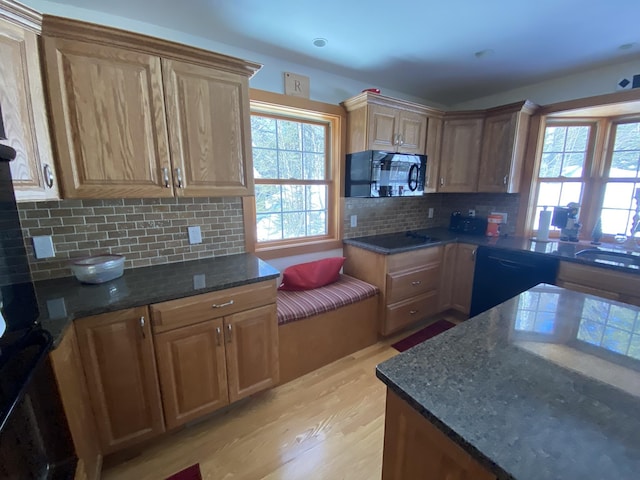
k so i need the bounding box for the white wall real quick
[452,58,640,110]
[24,0,444,108]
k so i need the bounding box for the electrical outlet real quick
[468,209,476,217]
[32,235,55,259]
[350,215,358,227]
[188,226,202,244]
[428,208,434,219]
[193,274,206,290]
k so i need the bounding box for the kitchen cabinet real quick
[0,13,59,201]
[344,244,442,336]
[424,114,444,193]
[437,114,483,192]
[477,101,536,193]
[382,389,496,480]
[150,280,279,429]
[438,242,457,311]
[342,92,437,155]
[50,324,102,480]
[74,306,165,454]
[451,243,477,314]
[556,261,640,307]
[41,16,259,199]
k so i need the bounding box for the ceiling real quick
[44,0,640,105]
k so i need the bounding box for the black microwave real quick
[345,150,427,198]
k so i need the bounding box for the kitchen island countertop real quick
[377,284,640,479]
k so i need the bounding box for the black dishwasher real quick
[469,247,559,317]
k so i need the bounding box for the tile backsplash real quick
[18,197,245,281]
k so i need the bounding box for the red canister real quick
[486,214,502,236]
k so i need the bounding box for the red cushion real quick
[278,257,346,291]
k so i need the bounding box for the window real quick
[243,90,344,258]
[529,114,640,240]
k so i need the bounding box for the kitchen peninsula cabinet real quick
[41,16,260,199]
[342,92,438,155]
[344,244,442,335]
[437,114,483,192]
[477,101,536,193]
[0,9,59,201]
[74,306,165,454]
[150,279,279,429]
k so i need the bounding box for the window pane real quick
[302,123,325,153]
[303,153,325,180]
[256,213,282,241]
[306,185,327,211]
[561,153,585,177]
[613,122,640,151]
[537,182,562,207]
[601,207,632,235]
[540,125,589,179]
[281,185,304,212]
[539,153,562,177]
[253,148,278,178]
[277,120,302,151]
[282,212,306,239]
[279,151,303,179]
[306,211,327,236]
[603,183,635,209]
[610,152,640,178]
[251,116,277,148]
[543,126,567,152]
[255,185,281,213]
[559,182,582,206]
[565,126,589,152]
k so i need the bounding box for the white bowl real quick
[70,254,125,284]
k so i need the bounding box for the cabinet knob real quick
[139,316,146,339]
[43,164,54,189]
[503,175,508,185]
[162,167,170,188]
[440,177,445,186]
[411,280,421,286]
[472,249,477,259]
[216,326,222,346]
[409,310,418,315]
[175,167,183,188]
[212,299,234,309]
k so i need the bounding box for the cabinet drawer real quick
[384,291,439,335]
[150,280,277,333]
[386,264,440,304]
[388,246,442,273]
[557,262,640,299]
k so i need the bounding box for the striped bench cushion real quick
[277,274,378,325]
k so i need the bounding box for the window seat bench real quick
[277,274,379,384]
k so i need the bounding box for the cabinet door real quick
[438,243,457,311]
[50,325,102,480]
[75,307,165,453]
[438,117,483,192]
[424,116,442,193]
[477,111,520,193]
[225,303,279,403]
[452,244,477,314]
[397,110,427,154]
[163,58,254,197]
[42,37,172,198]
[0,20,59,200]
[368,104,398,151]
[155,318,229,429]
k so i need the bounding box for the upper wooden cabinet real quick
[40,16,260,199]
[0,8,59,201]
[477,101,536,193]
[438,115,484,193]
[342,92,437,155]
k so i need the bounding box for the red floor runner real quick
[391,319,456,352]
[166,464,202,480]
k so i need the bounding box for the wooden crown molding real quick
[0,0,42,33]
[341,91,444,117]
[41,15,263,78]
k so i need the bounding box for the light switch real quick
[350,215,357,227]
[32,235,55,259]
[188,226,202,244]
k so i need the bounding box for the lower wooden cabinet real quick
[74,306,165,454]
[151,280,279,429]
[451,243,477,314]
[382,389,495,480]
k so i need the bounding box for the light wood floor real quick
[102,316,462,480]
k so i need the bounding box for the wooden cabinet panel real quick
[452,244,477,314]
[438,117,483,192]
[49,325,102,480]
[557,261,640,302]
[386,264,440,304]
[368,104,398,151]
[43,37,172,198]
[382,389,495,480]
[439,243,457,311]
[75,307,165,453]
[424,115,443,193]
[385,291,439,336]
[0,19,59,200]
[397,110,427,154]
[163,58,253,197]
[155,318,229,429]
[226,303,279,403]
[387,246,442,273]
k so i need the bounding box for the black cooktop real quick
[354,230,441,250]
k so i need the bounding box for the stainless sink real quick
[575,248,640,267]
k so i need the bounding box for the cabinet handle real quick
[411,280,421,286]
[43,164,54,189]
[398,134,404,146]
[175,167,183,188]
[139,316,146,339]
[216,327,222,346]
[226,323,232,343]
[472,249,477,259]
[503,175,508,185]
[440,177,445,186]
[212,299,234,309]
[409,310,418,315]
[162,167,170,188]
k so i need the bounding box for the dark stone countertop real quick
[35,253,280,347]
[377,284,640,480]
[343,227,640,275]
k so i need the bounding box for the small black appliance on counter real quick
[448,212,488,236]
